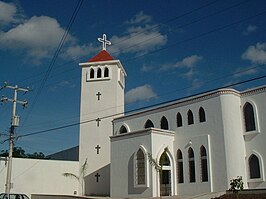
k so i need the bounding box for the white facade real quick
[110,87,266,197]
[79,52,126,196]
[0,157,79,197]
[1,43,265,198]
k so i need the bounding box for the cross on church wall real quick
[96,92,101,100]
[96,118,101,127]
[95,145,101,154]
[95,173,100,183]
[98,34,111,51]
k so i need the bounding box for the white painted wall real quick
[242,90,266,189]
[220,94,247,188]
[111,87,266,197]
[79,60,126,196]
[110,128,175,198]
[0,158,79,198]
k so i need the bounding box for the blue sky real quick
[0,0,266,155]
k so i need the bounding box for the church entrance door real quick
[160,168,171,196]
[159,152,172,196]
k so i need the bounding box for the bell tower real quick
[79,34,126,196]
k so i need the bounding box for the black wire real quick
[17,73,266,139]
[2,8,265,135]
[21,0,84,125]
[12,0,245,86]
[2,1,266,139]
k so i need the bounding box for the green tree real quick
[0,147,46,159]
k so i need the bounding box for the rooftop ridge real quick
[115,85,266,121]
[88,50,114,62]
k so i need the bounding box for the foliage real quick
[229,176,244,193]
[0,147,46,159]
[63,158,88,196]
[147,147,169,172]
[147,152,161,171]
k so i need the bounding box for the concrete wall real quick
[111,87,266,197]
[113,91,230,196]
[0,158,79,197]
[242,90,266,189]
[111,128,175,198]
[79,60,125,196]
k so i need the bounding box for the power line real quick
[15,7,266,94]
[14,62,266,132]
[22,0,84,125]
[109,0,252,56]
[110,0,221,46]
[11,0,244,87]
[124,10,266,62]
[17,73,266,139]
[14,0,262,92]
[2,1,264,134]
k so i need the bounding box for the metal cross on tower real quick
[98,34,111,50]
[0,82,30,194]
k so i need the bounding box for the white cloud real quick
[242,42,266,64]
[160,55,202,71]
[110,12,167,55]
[50,80,76,91]
[0,16,76,62]
[242,25,257,36]
[0,1,95,64]
[182,69,195,79]
[0,1,17,25]
[233,67,258,78]
[141,64,154,72]
[125,84,157,104]
[126,11,152,25]
[64,43,98,60]
[176,55,202,68]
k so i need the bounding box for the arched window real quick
[161,116,169,130]
[177,149,184,183]
[119,125,127,134]
[90,68,94,78]
[159,152,170,166]
[188,147,196,182]
[104,67,109,77]
[144,119,154,128]
[188,110,194,125]
[136,149,145,185]
[97,68,102,78]
[200,146,208,182]
[249,154,261,179]
[199,107,206,123]
[177,112,182,127]
[243,102,256,132]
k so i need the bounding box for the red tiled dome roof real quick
[88,50,114,62]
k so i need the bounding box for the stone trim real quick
[110,127,175,141]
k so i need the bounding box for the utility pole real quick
[1,82,30,194]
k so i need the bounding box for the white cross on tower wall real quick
[98,34,111,50]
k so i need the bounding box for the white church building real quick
[78,35,266,197]
[1,34,266,198]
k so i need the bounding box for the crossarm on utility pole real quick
[1,82,30,194]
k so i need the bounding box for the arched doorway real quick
[159,152,172,196]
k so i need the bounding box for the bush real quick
[229,176,244,193]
